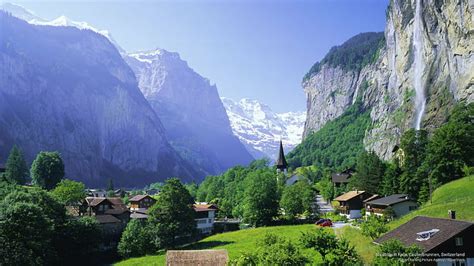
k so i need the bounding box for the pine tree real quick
[5,145,28,185]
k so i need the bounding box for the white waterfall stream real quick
[413,0,426,130]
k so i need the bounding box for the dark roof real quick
[331,173,351,183]
[107,197,126,207]
[130,212,148,219]
[95,214,121,224]
[85,197,110,207]
[105,208,129,215]
[285,175,308,186]
[275,140,287,169]
[166,250,228,265]
[129,195,156,202]
[366,194,414,206]
[374,216,473,252]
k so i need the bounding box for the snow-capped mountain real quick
[221,98,306,160]
[125,50,254,176]
[0,3,124,52]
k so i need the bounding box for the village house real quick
[83,197,130,252]
[375,215,474,266]
[194,203,218,234]
[365,194,418,218]
[334,190,373,219]
[331,168,355,187]
[129,194,157,211]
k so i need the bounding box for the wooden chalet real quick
[375,216,474,265]
[365,194,418,218]
[194,203,218,234]
[129,195,156,211]
[334,190,373,219]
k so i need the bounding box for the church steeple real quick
[276,140,287,173]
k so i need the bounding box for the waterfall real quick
[413,0,426,130]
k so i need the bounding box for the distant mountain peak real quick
[222,97,306,160]
[1,3,124,53]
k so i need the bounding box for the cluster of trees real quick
[303,32,385,81]
[288,102,371,172]
[195,159,317,227]
[352,103,473,202]
[2,146,65,190]
[0,180,101,265]
[232,229,360,265]
[118,178,197,258]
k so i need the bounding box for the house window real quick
[455,237,463,246]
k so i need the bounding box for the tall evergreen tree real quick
[353,150,385,194]
[4,145,28,185]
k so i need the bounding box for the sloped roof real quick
[166,250,228,266]
[363,194,381,203]
[375,216,473,252]
[276,140,287,169]
[85,197,109,206]
[366,194,414,206]
[331,173,351,183]
[129,195,155,202]
[334,191,366,202]
[194,204,218,212]
[95,214,121,224]
[130,212,148,219]
[285,175,308,186]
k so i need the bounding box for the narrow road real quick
[315,195,334,214]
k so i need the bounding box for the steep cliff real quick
[124,50,254,176]
[302,0,473,160]
[0,12,197,186]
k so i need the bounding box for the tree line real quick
[317,103,474,204]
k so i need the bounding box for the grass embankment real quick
[388,175,474,229]
[116,224,314,266]
[336,176,474,265]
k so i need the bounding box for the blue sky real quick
[10,0,388,112]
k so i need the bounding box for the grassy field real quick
[117,176,474,265]
[335,226,376,264]
[116,224,315,266]
[388,175,474,229]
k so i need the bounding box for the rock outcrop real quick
[124,50,254,176]
[303,0,473,159]
[0,12,197,186]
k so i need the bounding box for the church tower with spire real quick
[276,140,288,174]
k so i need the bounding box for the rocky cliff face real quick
[0,13,196,186]
[303,0,473,160]
[124,50,254,176]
